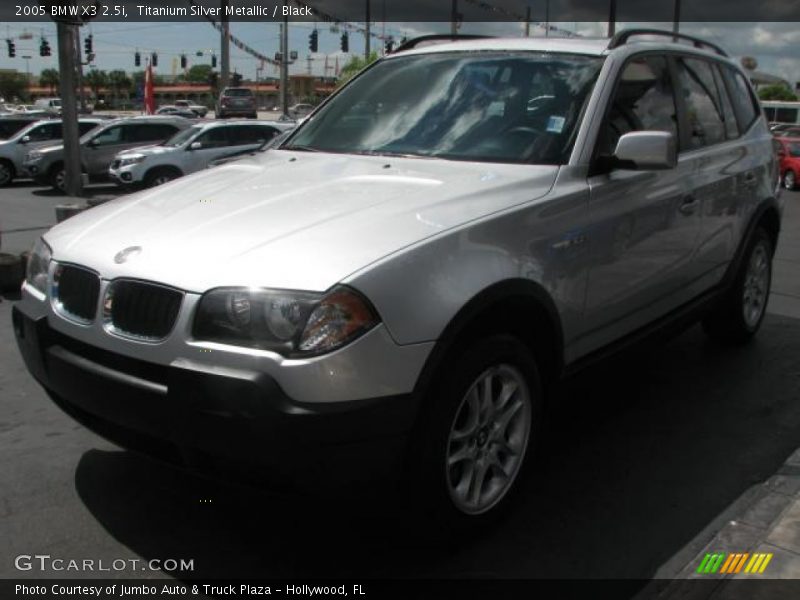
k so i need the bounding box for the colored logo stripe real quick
[697,552,773,574]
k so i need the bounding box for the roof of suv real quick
[391,33,734,64]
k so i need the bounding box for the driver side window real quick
[91,126,124,147]
[598,55,678,158]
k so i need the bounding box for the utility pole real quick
[451,0,458,35]
[56,21,82,197]
[607,0,617,37]
[525,6,531,37]
[672,0,681,37]
[365,0,370,59]
[220,0,230,88]
[280,17,289,117]
[74,33,86,114]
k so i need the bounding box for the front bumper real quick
[13,306,421,491]
[108,163,142,185]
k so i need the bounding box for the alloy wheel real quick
[742,242,770,329]
[445,364,532,515]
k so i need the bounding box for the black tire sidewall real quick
[406,334,543,533]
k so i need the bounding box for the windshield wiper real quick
[352,150,440,160]
[282,144,322,152]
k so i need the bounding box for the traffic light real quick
[340,32,349,53]
[39,38,51,57]
[134,51,141,67]
[84,35,93,55]
[211,54,217,68]
[309,29,318,53]
[151,52,158,67]
[180,54,187,69]
[6,39,15,58]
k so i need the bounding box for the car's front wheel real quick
[0,159,14,187]
[703,226,773,344]
[407,334,541,533]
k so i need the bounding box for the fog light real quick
[122,172,132,181]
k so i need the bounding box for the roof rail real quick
[608,28,728,57]
[392,34,493,54]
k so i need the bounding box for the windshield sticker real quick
[546,116,566,133]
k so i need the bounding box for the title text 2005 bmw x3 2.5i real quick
[14,30,783,531]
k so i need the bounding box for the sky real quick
[0,20,798,88]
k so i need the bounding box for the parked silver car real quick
[109,120,293,188]
[14,31,782,532]
[0,118,103,186]
[23,116,191,191]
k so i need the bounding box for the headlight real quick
[25,151,42,163]
[193,286,380,357]
[26,238,52,295]
[117,154,146,167]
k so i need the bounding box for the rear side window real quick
[597,55,678,157]
[675,57,726,149]
[721,67,760,132]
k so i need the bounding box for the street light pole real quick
[56,21,82,197]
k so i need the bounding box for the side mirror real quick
[86,139,98,148]
[613,131,677,170]
[19,135,30,144]
[189,141,202,150]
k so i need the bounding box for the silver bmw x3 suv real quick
[13,30,782,530]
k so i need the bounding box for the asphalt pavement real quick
[0,183,799,588]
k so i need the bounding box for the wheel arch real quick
[412,279,565,400]
[144,164,183,182]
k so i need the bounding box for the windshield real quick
[162,125,202,147]
[283,52,603,164]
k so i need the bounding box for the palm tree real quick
[83,69,108,104]
[39,68,60,94]
[107,70,132,107]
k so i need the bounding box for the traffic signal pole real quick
[220,0,230,88]
[56,21,83,197]
[280,16,289,117]
[74,33,86,114]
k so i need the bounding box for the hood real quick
[117,144,171,157]
[44,151,559,293]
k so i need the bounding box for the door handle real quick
[678,195,698,216]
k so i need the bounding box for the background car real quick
[24,115,191,192]
[33,97,61,114]
[773,126,800,138]
[215,87,257,119]
[174,99,209,117]
[776,136,800,189]
[0,115,55,140]
[0,118,103,187]
[288,103,314,119]
[207,126,295,168]
[109,120,292,188]
[156,105,200,119]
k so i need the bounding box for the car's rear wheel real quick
[784,170,796,190]
[0,159,14,187]
[703,227,773,344]
[406,334,541,534]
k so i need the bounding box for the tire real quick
[404,334,542,535]
[784,170,797,190]
[49,163,66,192]
[143,167,181,188]
[703,227,773,344]
[0,159,14,187]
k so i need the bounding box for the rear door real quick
[583,53,699,345]
[670,55,748,285]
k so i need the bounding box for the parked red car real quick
[776,136,800,190]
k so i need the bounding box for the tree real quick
[39,68,60,94]
[758,84,797,102]
[107,70,132,105]
[84,69,108,101]
[336,51,379,86]
[0,72,28,102]
[184,64,213,83]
